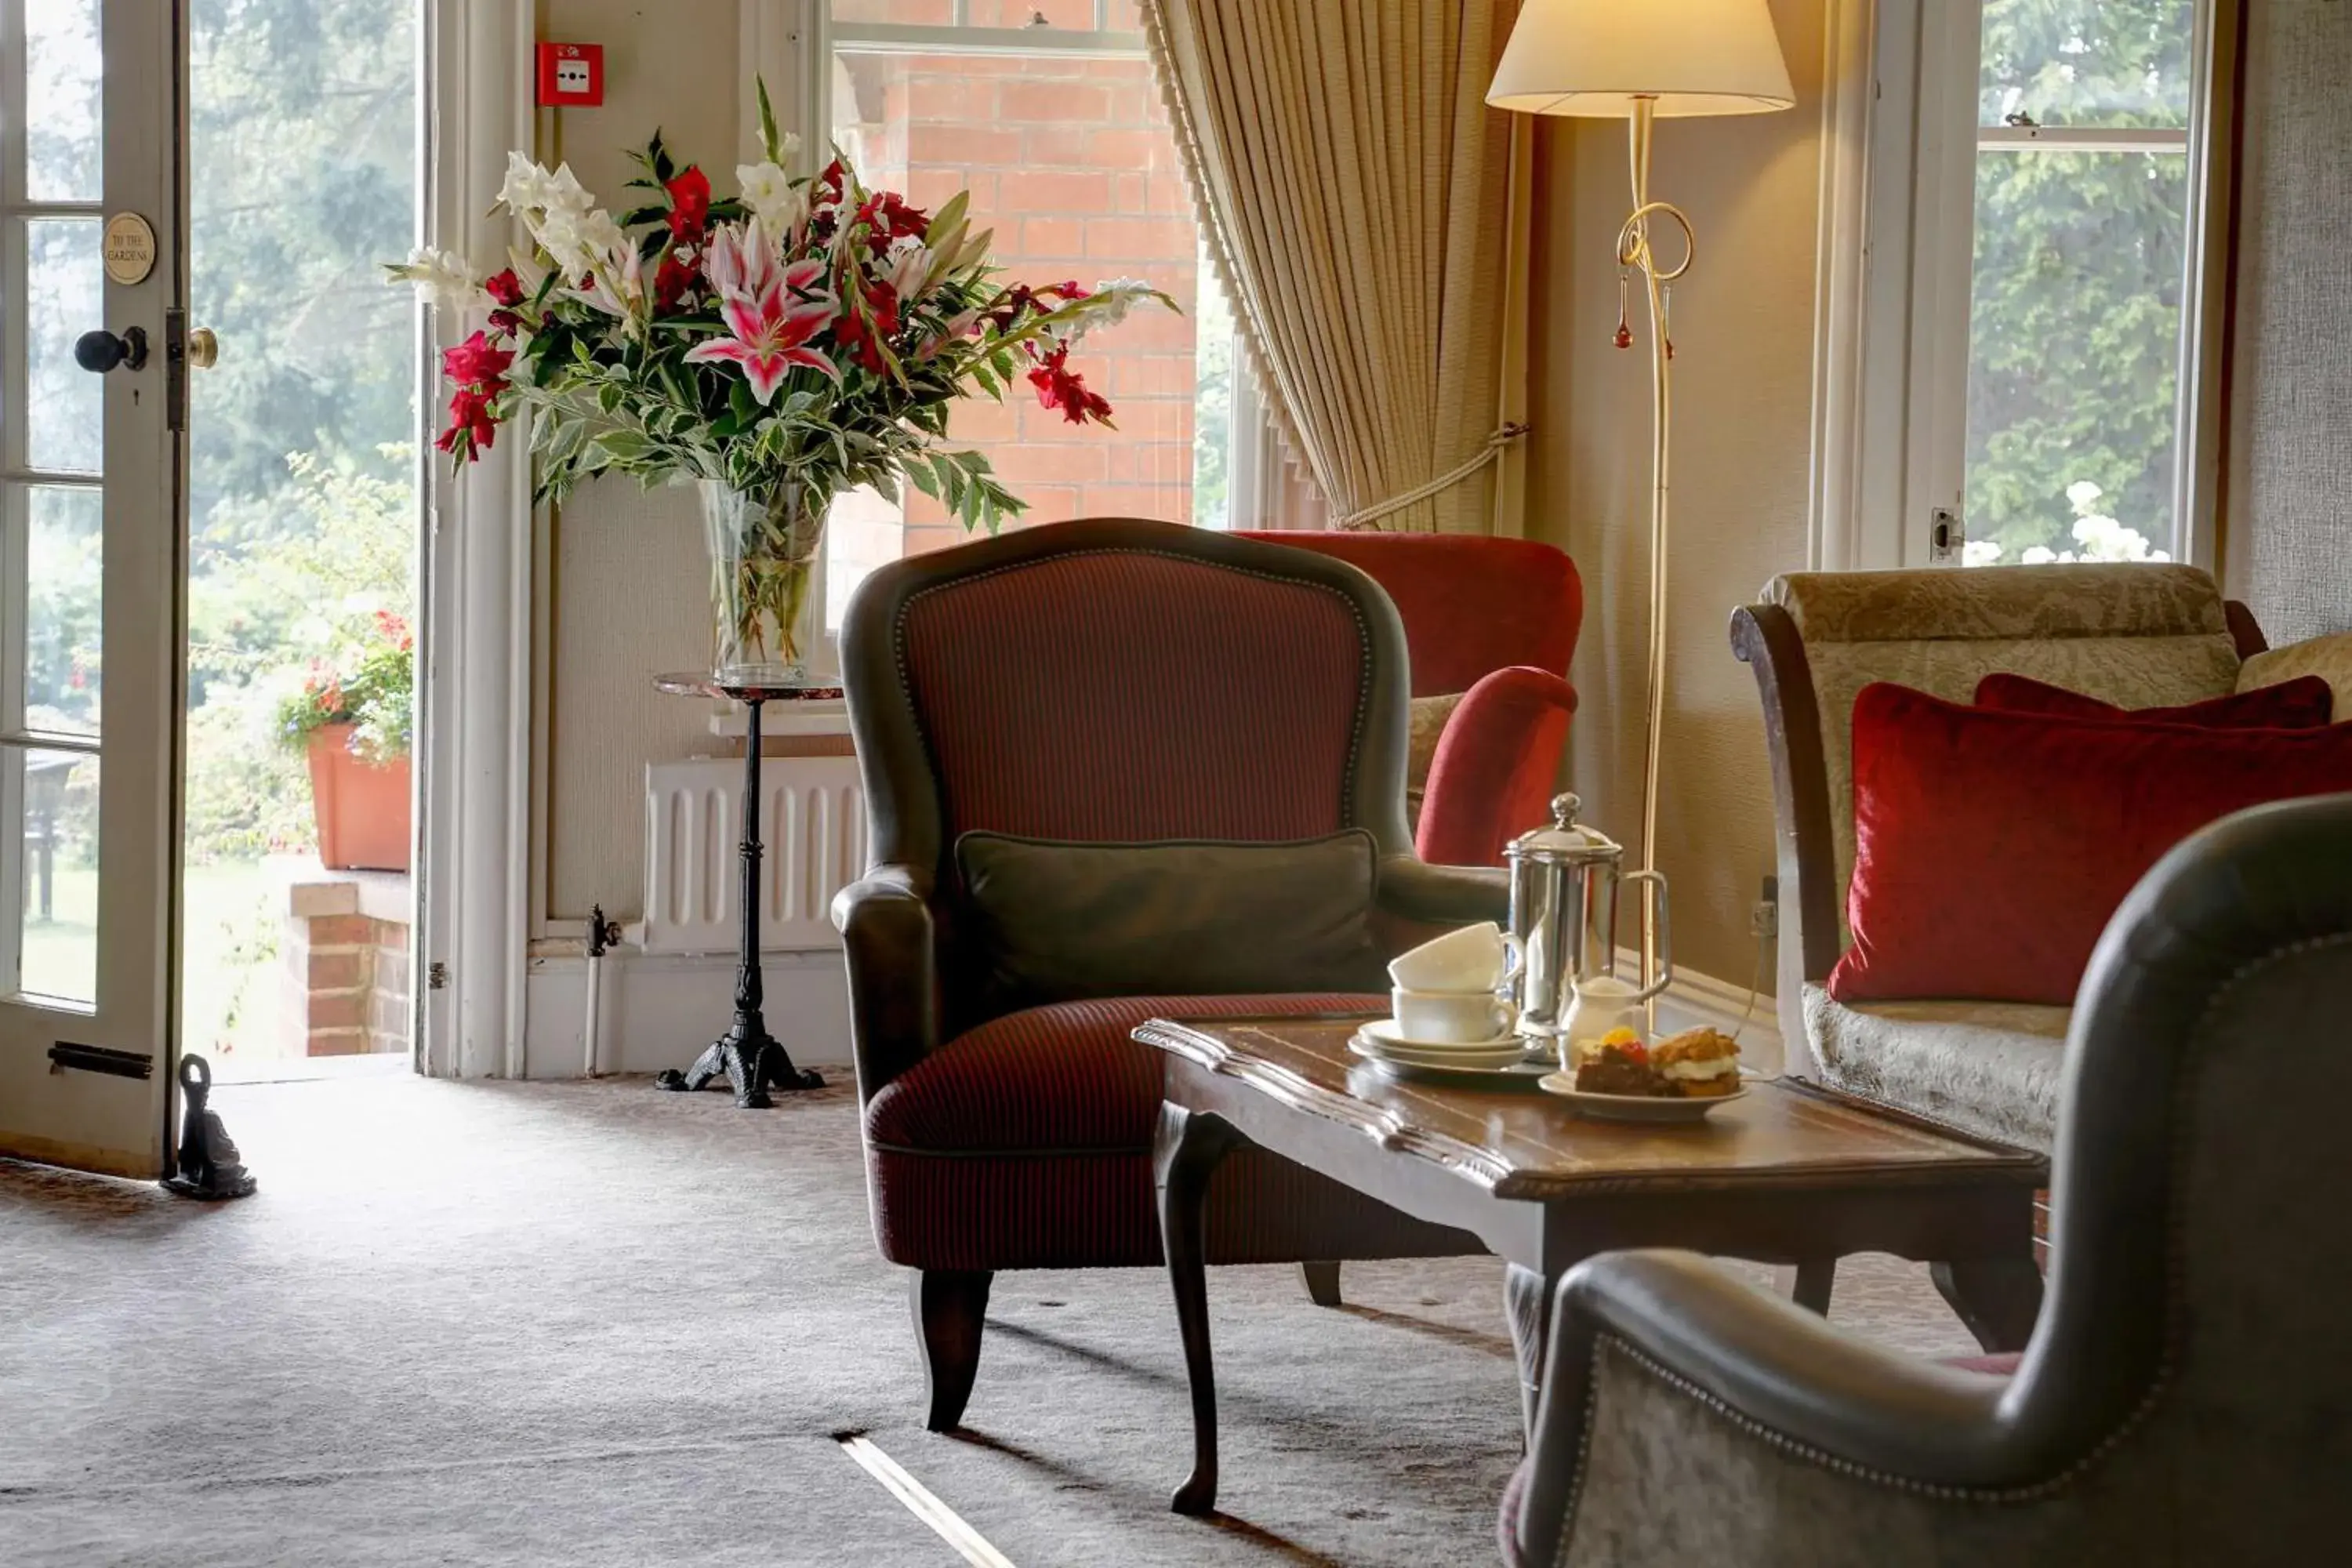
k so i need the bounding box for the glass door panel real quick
[25,217,107,471]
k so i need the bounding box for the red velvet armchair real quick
[1238,532,1582,866]
[834,518,1498,1432]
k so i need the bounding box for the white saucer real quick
[1360,1017,1521,1054]
[1349,1033,1534,1075]
[1536,1072,1749,1122]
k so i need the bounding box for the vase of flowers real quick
[390,82,1171,684]
[699,480,827,680]
[276,611,416,872]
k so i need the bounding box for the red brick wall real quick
[828,8,1201,588]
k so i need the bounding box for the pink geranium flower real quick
[684,221,838,403]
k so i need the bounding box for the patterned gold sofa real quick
[1730,564,2302,1153]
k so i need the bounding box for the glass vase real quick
[699,480,828,685]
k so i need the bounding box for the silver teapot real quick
[1504,793,1672,1037]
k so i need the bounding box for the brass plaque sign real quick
[102,212,158,286]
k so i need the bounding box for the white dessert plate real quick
[1537,1072,1748,1122]
[1350,1033,1537,1076]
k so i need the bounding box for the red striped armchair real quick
[834,518,1500,1432]
[1238,531,1582,868]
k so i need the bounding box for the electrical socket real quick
[1750,873,1780,940]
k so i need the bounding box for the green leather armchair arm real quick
[1377,856,1511,926]
[830,862,940,1104]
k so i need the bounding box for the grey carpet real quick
[1,1076,1979,1566]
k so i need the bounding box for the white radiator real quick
[640,755,868,953]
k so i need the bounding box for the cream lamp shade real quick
[1486,0,1796,118]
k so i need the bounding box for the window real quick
[1854,0,2216,568]
[818,0,1240,625]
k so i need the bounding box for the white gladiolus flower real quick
[537,205,625,285]
[388,245,478,309]
[1040,278,1161,346]
[577,209,626,262]
[499,153,593,221]
[2066,480,2104,510]
[1962,539,2004,568]
[532,207,593,281]
[1087,278,1154,329]
[2021,545,2058,565]
[736,161,808,238]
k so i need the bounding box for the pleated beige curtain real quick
[1143,0,1532,535]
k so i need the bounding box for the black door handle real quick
[74,325,148,372]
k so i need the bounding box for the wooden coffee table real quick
[1135,1014,2049,1515]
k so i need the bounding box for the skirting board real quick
[521,946,1782,1082]
[523,949,853,1081]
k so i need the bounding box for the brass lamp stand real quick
[1617,98,1696,988]
[1485,0,1795,997]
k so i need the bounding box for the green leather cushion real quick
[954,829,1385,1007]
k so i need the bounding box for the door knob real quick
[74,325,149,372]
[187,327,219,369]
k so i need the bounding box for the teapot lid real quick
[1506,793,1624,864]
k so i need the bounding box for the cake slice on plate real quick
[1652,1026,1741,1098]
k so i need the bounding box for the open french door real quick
[0,0,187,1178]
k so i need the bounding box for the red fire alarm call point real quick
[535,42,604,108]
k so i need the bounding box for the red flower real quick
[862,278,901,338]
[488,308,524,336]
[833,304,887,376]
[665,166,711,243]
[1025,344,1112,426]
[441,330,514,390]
[855,190,929,254]
[373,610,415,652]
[437,384,499,456]
[484,267,525,307]
[655,251,699,314]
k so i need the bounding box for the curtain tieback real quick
[1334,423,1531,531]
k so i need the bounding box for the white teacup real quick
[1389,920,1523,993]
[1392,985,1515,1044]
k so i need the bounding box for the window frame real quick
[1833,0,2232,572]
[800,0,1263,566]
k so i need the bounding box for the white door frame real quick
[416,0,532,1079]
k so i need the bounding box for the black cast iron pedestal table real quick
[649,672,840,1108]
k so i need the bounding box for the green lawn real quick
[20,859,284,1059]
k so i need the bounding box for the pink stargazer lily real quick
[684,220,839,402]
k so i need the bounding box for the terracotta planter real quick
[305,724,412,873]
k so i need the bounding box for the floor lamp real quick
[1488,0,1793,989]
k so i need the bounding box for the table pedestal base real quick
[646,680,840,1111]
[655,1018,822,1109]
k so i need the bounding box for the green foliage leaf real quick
[756,75,785,166]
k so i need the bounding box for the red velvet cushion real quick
[1830,684,2352,1005]
[1417,666,1575,867]
[1975,671,2335,728]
